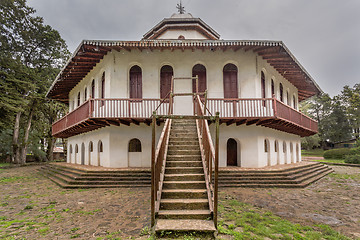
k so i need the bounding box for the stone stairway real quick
[38,163,150,188]
[155,119,216,233]
[219,162,333,188]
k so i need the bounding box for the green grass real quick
[0,176,26,184]
[0,163,10,168]
[312,159,345,164]
[302,149,325,157]
[329,173,360,181]
[218,197,351,240]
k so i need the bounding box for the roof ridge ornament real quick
[176,0,185,14]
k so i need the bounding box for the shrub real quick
[349,147,360,155]
[323,148,351,159]
[344,154,360,164]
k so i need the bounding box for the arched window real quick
[283,141,287,153]
[275,140,278,152]
[84,87,87,101]
[279,83,283,102]
[287,90,290,105]
[192,64,207,94]
[178,35,185,40]
[98,141,103,153]
[69,144,73,154]
[160,65,173,99]
[91,79,95,98]
[264,139,269,152]
[77,92,80,107]
[271,79,275,97]
[261,71,266,99]
[128,138,142,152]
[293,95,297,109]
[101,72,105,99]
[130,66,142,99]
[223,64,238,98]
[89,141,93,152]
[290,143,293,152]
[75,144,78,153]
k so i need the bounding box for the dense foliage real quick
[0,0,69,163]
[323,148,351,159]
[301,84,360,149]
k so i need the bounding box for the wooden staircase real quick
[154,119,216,233]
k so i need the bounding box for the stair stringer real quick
[155,119,172,215]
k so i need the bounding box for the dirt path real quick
[0,165,359,239]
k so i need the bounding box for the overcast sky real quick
[27,0,359,97]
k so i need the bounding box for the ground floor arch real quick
[227,138,240,166]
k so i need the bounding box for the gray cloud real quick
[27,0,360,97]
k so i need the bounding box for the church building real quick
[47,10,321,169]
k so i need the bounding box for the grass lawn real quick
[312,159,346,164]
[301,149,324,157]
[0,163,10,168]
[217,198,350,240]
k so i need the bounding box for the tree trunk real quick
[46,137,55,162]
[20,109,34,165]
[12,111,22,164]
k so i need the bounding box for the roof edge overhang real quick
[47,39,322,103]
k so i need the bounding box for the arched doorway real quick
[160,65,173,99]
[81,143,85,165]
[89,141,93,165]
[128,138,142,167]
[290,142,294,163]
[97,140,103,166]
[227,138,238,166]
[275,140,279,165]
[264,139,270,166]
[129,65,142,99]
[223,64,238,98]
[283,141,287,164]
[75,144,78,164]
[192,64,206,94]
[296,144,300,163]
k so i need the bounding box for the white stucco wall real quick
[157,29,208,40]
[208,124,301,168]
[67,123,164,168]
[67,48,299,111]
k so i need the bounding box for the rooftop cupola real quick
[142,5,220,40]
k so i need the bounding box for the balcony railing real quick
[52,97,317,137]
[205,98,317,132]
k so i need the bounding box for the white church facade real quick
[47,12,321,169]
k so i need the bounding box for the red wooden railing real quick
[274,99,317,132]
[52,100,91,136]
[206,97,317,132]
[195,95,219,227]
[52,98,169,136]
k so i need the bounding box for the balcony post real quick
[214,111,220,228]
[272,94,277,117]
[151,111,156,227]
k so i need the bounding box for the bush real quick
[344,154,360,164]
[323,148,351,159]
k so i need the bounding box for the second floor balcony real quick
[52,97,318,138]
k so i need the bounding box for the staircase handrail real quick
[151,113,172,227]
[195,95,219,227]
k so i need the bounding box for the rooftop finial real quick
[176,0,185,14]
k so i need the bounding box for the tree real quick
[0,0,69,164]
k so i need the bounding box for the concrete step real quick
[169,140,199,146]
[167,149,201,155]
[165,167,204,174]
[168,145,200,151]
[169,137,199,142]
[165,174,205,181]
[160,198,209,210]
[161,189,207,199]
[166,161,203,168]
[157,210,211,220]
[163,181,206,189]
[167,155,201,161]
[155,219,216,233]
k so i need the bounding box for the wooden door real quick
[192,64,206,94]
[223,64,238,98]
[130,66,142,99]
[160,65,173,99]
[227,138,237,166]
